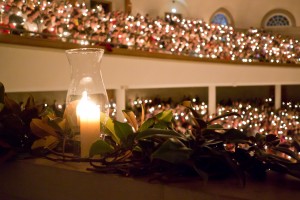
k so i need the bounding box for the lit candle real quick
[76,91,100,157]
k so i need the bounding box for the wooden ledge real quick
[0,158,300,200]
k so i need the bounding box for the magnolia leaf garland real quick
[1,82,300,183]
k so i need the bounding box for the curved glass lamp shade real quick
[64,48,109,158]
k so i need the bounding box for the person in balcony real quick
[23,11,38,36]
[4,0,13,12]
[21,6,33,21]
[42,20,57,40]
[8,5,24,35]
[15,0,23,11]
[0,13,10,34]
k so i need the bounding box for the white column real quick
[115,86,127,122]
[208,85,216,115]
[275,85,282,109]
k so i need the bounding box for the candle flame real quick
[76,91,100,120]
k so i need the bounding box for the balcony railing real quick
[0,26,299,68]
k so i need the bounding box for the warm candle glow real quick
[76,91,100,157]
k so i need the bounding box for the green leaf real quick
[182,101,207,129]
[207,124,224,130]
[139,118,155,132]
[141,104,145,124]
[122,110,138,131]
[100,112,120,145]
[113,120,134,146]
[40,107,56,119]
[4,94,21,114]
[292,138,300,152]
[266,134,278,143]
[182,101,192,108]
[208,112,241,124]
[222,128,247,142]
[268,154,294,164]
[151,138,192,164]
[31,135,59,150]
[272,146,300,162]
[182,100,201,119]
[24,94,35,110]
[153,121,171,129]
[89,140,114,157]
[47,117,65,133]
[30,118,60,138]
[193,118,207,129]
[135,128,185,141]
[155,110,173,122]
[203,139,223,146]
[255,133,266,142]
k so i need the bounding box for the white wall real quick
[0,44,300,93]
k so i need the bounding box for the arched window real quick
[210,8,234,27]
[211,13,228,26]
[266,15,290,26]
[262,9,296,28]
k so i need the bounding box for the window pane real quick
[211,14,228,25]
[266,15,290,26]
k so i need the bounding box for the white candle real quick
[76,91,100,158]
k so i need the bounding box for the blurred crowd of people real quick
[127,96,300,141]
[0,0,299,64]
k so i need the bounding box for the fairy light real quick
[57,104,63,110]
